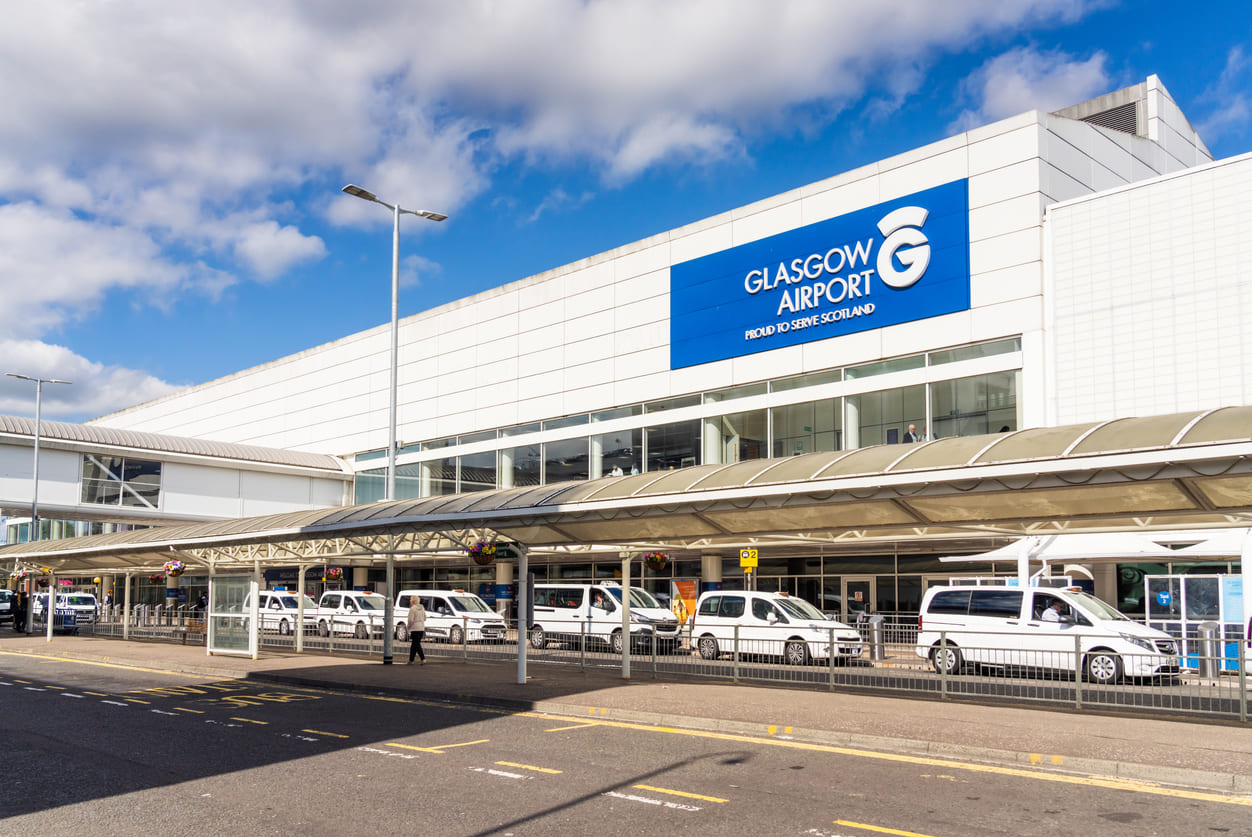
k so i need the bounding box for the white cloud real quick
[0,0,1107,415]
[233,221,327,279]
[949,46,1110,133]
[0,339,181,421]
[1197,46,1252,146]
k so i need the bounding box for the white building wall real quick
[1047,151,1252,424]
[90,79,1209,457]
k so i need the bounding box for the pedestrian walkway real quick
[1,632,1248,795]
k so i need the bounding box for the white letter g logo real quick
[876,206,930,289]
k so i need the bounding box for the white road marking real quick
[358,746,417,760]
[102,700,129,707]
[603,791,701,812]
[151,709,179,716]
[469,766,526,780]
[61,693,85,699]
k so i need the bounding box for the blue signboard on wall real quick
[670,179,971,369]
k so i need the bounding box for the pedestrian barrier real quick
[76,611,1248,721]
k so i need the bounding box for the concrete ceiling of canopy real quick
[4,406,1252,575]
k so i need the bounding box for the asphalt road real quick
[2,654,1249,836]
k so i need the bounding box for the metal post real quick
[382,552,394,664]
[828,627,836,690]
[45,571,55,642]
[296,565,307,653]
[732,625,741,682]
[123,573,132,641]
[462,615,468,660]
[516,544,528,685]
[580,619,586,671]
[1074,633,1083,710]
[620,553,632,679]
[1238,636,1247,724]
[387,203,399,504]
[249,562,261,660]
[939,631,948,699]
[651,628,657,677]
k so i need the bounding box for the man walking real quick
[407,596,426,665]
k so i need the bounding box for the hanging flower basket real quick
[323,567,344,583]
[643,552,669,572]
[163,559,186,577]
[467,541,496,566]
[149,574,164,584]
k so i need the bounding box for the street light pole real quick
[6,372,71,637]
[341,184,446,665]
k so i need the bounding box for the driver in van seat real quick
[1041,600,1065,622]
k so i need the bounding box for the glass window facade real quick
[353,338,1023,499]
[81,455,161,508]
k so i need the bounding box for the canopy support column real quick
[382,552,395,664]
[516,544,528,685]
[123,573,132,641]
[620,551,632,680]
[296,565,308,653]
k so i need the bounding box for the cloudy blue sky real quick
[1,0,1249,423]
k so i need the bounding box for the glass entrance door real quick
[842,576,876,621]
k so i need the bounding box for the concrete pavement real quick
[1,631,1249,796]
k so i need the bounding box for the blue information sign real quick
[670,179,970,369]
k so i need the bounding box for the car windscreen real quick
[450,596,492,613]
[65,596,95,606]
[775,597,825,620]
[608,587,662,609]
[355,595,387,611]
[280,596,317,609]
[1065,590,1131,621]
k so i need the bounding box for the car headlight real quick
[1120,633,1155,653]
[630,613,655,623]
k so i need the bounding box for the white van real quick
[394,589,507,643]
[529,582,681,653]
[32,592,98,624]
[691,590,863,665]
[914,585,1180,684]
[243,590,318,635]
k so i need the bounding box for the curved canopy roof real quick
[0,415,349,473]
[5,406,1252,574]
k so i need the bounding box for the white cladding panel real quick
[1047,152,1252,424]
[89,80,1212,456]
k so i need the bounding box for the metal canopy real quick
[5,406,1252,575]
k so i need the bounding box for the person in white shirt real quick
[1041,600,1065,622]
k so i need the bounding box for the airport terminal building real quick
[4,75,1250,619]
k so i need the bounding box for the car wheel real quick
[611,630,625,655]
[785,640,810,666]
[529,626,546,649]
[317,620,329,637]
[931,643,963,675]
[449,625,464,645]
[698,636,719,660]
[354,622,368,639]
[1085,650,1122,684]
[278,619,291,636]
[396,623,409,642]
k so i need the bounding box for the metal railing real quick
[76,612,1248,721]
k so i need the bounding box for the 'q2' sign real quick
[669,179,971,369]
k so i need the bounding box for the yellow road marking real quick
[386,738,489,754]
[0,650,203,678]
[83,691,108,696]
[546,722,598,732]
[496,761,561,774]
[303,729,348,738]
[124,698,151,704]
[633,784,728,803]
[833,820,935,837]
[511,714,1252,808]
[230,717,268,725]
[175,707,204,714]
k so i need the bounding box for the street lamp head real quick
[6,372,72,385]
[342,184,379,203]
[405,209,448,222]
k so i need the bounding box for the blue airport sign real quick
[670,179,971,369]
